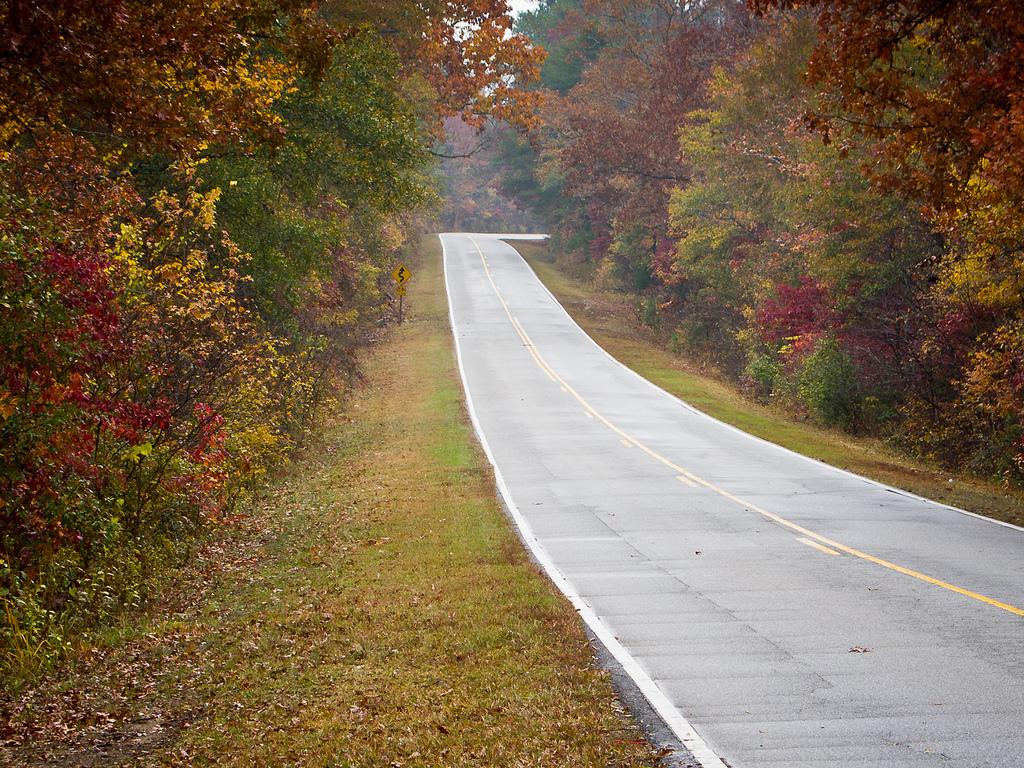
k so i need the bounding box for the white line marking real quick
[441,234,729,768]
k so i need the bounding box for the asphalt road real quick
[441,232,1024,768]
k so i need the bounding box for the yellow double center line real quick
[468,236,1024,618]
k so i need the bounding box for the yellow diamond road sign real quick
[392,264,411,284]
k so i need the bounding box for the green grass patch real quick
[517,240,1024,529]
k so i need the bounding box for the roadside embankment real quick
[0,238,661,767]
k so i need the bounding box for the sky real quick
[509,0,540,16]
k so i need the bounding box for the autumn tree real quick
[502,0,1024,479]
[669,16,942,427]
[325,0,544,131]
[748,0,1024,236]
[437,118,538,232]
[520,0,756,285]
[0,0,543,684]
[0,0,309,161]
[748,0,1024,480]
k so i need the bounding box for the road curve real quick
[441,232,1024,768]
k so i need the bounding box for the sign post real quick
[391,264,411,323]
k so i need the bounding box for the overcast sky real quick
[509,0,540,17]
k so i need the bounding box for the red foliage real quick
[1,243,124,551]
[755,277,837,345]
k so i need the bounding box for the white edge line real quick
[491,235,1024,535]
[439,234,729,768]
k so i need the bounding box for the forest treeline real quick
[0,0,541,684]
[495,0,1024,487]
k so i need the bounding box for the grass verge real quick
[515,240,1024,529]
[0,238,661,767]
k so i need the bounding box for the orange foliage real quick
[326,0,545,132]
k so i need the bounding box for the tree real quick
[669,15,940,423]
[0,0,544,683]
[748,0,1024,259]
[326,0,544,131]
[533,0,756,279]
[748,0,1024,478]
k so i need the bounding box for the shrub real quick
[797,336,860,429]
[743,351,782,400]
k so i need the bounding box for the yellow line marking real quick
[532,355,557,382]
[677,475,697,488]
[797,537,841,556]
[583,410,594,419]
[465,236,1024,618]
[621,438,634,448]
[510,317,557,382]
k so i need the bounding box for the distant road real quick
[442,232,1024,768]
